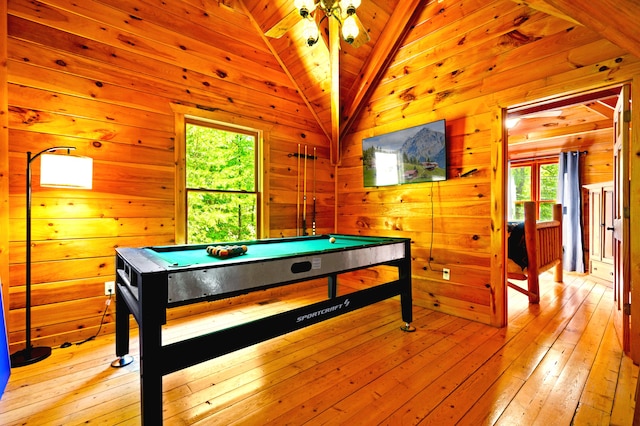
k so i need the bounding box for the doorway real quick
[504,86,628,338]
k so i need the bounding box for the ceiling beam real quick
[507,87,621,117]
[585,101,615,120]
[542,0,640,59]
[508,119,613,145]
[239,0,331,141]
[330,15,341,165]
[509,0,581,24]
[340,0,426,139]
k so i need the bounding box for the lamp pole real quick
[10,146,75,367]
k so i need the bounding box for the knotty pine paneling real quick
[9,257,116,295]
[8,235,175,264]
[338,0,640,325]
[3,0,638,348]
[9,277,113,309]
[5,0,329,350]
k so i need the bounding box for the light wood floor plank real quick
[611,352,638,426]
[575,302,624,419]
[324,320,496,426]
[0,274,636,425]
[252,314,469,425]
[166,301,426,423]
[492,283,609,425]
[385,274,603,424]
[196,305,437,424]
[530,284,613,425]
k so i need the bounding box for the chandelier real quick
[294,0,362,46]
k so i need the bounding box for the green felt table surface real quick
[144,235,397,268]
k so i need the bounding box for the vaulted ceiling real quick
[506,87,620,159]
[237,0,639,161]
[242,0,423,144]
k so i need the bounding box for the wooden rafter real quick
[508,119,613,145]
[330,15,341,165]
[341,0,426,139]
[509,0,581,24]
[239,0,332,141]
[585,101,615,120]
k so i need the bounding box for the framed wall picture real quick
[362,119,447,187]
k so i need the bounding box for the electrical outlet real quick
[105,281,115,296]
[442,268,450,280]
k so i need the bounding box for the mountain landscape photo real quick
[363,120,446,186]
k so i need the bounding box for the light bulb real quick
[340,0,360,15]
[302,17,319,46]
[295,0,316,18]
[342,14,359,44]
[506,118,521,129]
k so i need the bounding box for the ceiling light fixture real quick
[294,0,363,46]
[506,118,520,129]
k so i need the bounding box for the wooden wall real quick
[1,0,9,324]
[2,0,640,350]
[3,0,333,351]
[337,0,640,325]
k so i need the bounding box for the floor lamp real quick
[10,146,93,367]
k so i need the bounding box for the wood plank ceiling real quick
[237,0,639,163]
[241,0,424,163]
[507,87,620,159]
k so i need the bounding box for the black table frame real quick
[112,237,412,424]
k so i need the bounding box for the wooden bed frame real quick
[508,202,563,304]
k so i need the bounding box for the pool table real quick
[112,234,413,425]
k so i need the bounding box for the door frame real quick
[613,84,631,355]
[501,83,637,341]
[630,78,640,363]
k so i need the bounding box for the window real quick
[509,158,559,221]
[184,119,259,243]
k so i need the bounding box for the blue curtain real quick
[558,152,585,272]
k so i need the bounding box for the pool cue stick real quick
[302,145,308,235]
[296,144,300,236]
[312,146,316,235]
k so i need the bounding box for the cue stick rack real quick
[288,146,318,236]
[288,150,317,160]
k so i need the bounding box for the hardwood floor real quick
[1,272,637,425]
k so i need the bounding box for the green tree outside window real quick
[186,122,258,243]
[510,159,558,221]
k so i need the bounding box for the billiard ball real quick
[329,237,336,243]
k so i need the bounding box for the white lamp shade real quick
[40,153,93,189]
[342,14,359,43]
[302,17,320,46]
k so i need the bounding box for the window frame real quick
[509,157,558,220]
[172,104,266,244]
[184,119,260,243]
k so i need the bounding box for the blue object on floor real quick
[0,280,10,398]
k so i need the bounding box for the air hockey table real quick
[111,234,413,424]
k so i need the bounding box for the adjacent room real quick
[1,0,639,424]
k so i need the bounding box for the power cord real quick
[428,181,444,273]
[60,289,113,348]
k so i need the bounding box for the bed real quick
[507,202,563,304]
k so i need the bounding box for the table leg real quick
[139,276,167,425]
[111,282,134,367]
[399,241,415,332]
[328,274,338,298]
[139,348,163,425]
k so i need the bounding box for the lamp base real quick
[10,346,52,367]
